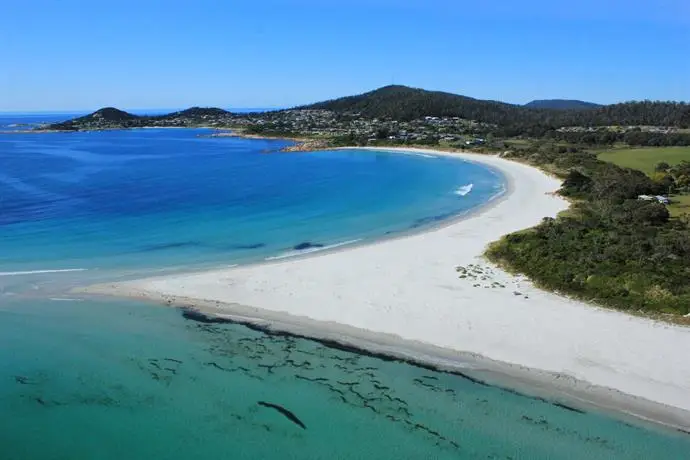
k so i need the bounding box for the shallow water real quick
[1,120,689,458]
[2,298,689,460]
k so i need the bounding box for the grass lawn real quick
[669,194,690,217]
[597,146,690,176]
[598,146,690,218]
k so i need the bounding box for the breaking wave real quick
[454,184,474,196]
[0,268,88,277]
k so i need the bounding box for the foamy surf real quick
[265,239,363,261]
[400,151,436,159]
[454,184,474,196]
[0,268,88,277]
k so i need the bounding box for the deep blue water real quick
[1,120,689,459]
[0,127,502,294]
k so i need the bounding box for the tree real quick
[561,170,593,197]
[654,161,670,172]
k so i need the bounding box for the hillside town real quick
[229,109,492,145]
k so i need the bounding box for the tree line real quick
[303,85,690,130]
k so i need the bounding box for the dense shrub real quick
[487,148,690,316]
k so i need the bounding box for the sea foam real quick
[0,268,87,277]
[454,184,474,196]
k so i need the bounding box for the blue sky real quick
[1,0,688,111]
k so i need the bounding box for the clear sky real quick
[1,0,688,111]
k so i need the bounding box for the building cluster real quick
[556,125,679,134]
[231,110,491,144]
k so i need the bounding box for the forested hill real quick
[45,107,233,130]
[524,99,602,110]
[300,85,521,124]
[300,85,690,128]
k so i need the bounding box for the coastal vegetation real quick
[487,145,690,317]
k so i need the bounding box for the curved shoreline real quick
[80,147,690,432]
[237,148,511,269]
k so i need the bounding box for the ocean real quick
[1,115,689,459]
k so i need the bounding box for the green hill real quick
[524,99,602,110]
[47,107,143,130]
[165,107,231,118]
[44,106,232,131]
[89,107,138,120]
[300,85,690,128]
[300,85,522,123]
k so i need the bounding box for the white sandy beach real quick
[84,147,690,429]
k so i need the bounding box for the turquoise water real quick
[1,120,689,458]
[2,298,689,459]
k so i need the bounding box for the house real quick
[638,195,670,204]
[465,138,486,146]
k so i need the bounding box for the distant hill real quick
[44,106,233,131]
[43,86,690,132]
[47,107,143,130]
[300,85,689,128]
[524,100,602,110]
[166,107,231,118]
[299,85,522,124]
[89,107,139,120]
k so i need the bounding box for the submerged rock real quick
[232,243,266,250]
[293,242,324,251]
[141,241,199,252]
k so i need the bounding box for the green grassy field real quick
[597,146,690,217]
[669,194,690,217]
[597,146,690,175]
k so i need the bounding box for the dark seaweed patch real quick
[180,307,599,422]
[553,401,586,414]
[232,243,266,250]
[141,241,200,252]
[181,308,231,324]
[409,212,456,229]
[178,307,488,387]
[257,401,307,429]
[293,242,324,251]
